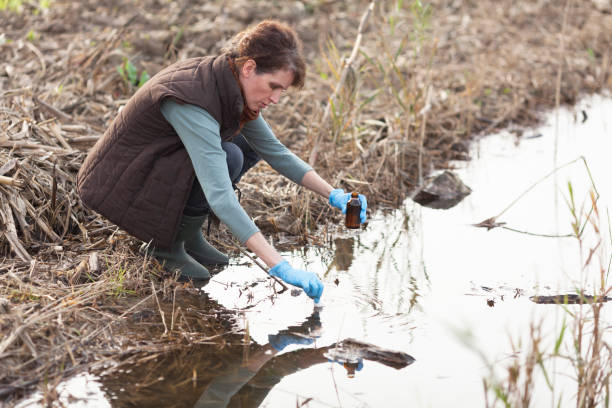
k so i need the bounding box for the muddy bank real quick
[1,0,612,403]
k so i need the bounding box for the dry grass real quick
[1,0,611,403]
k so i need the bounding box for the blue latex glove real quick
[328,188,368,223]
[268,333,315,351]
[269,260,323,303]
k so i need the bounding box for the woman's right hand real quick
[269,260,324,303]
[329,188,368,223]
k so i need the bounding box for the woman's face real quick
[239,59,294,111]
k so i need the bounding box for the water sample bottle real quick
[345,192,361,229]
[344,360,359,378]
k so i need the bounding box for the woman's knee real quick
[232,135,261,177]
[221,142,244,183]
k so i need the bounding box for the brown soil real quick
[1,0,611,403]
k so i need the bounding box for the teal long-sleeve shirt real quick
[160,100,312,244]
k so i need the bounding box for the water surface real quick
[17,94,611,407]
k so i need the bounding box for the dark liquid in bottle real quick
[345,192,361,229]
[344,361,358,378]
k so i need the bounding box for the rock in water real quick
[412,170,471,209]
[324,338,416,369]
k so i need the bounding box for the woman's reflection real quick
[101,302,413,408]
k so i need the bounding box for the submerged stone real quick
[412,170,472,209]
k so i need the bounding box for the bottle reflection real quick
[333,237,355,271]
[323,343,363,379]
[344,361,359,378]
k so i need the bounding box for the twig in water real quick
[234,244,289,294]
[473,156,599,235]
[151,280,168,336]
[170,285,178,332]
[210,235,289,293]
[500,226,573,238]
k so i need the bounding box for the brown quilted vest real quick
[77,55,245,250]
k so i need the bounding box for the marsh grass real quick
[0,0,50,13]
[570,191,611,407]
[483,184,611,407]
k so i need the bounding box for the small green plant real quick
[1,0,50,12]
[410,0,432,49]
[0,0,22,12]
[107,264,135,297]
[586,48,596,62]
[25,29,36,42]
[117,58,150,91]
[164,26,185,60]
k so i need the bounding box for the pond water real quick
[17,94,611,407]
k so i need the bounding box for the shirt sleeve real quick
[241,115,313,184]
[160,100,259,244]
[193,366,258,408]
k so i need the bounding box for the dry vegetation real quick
[1,0,611,404]
[481,187,612,407]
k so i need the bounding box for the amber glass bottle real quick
[344,361,358,378]
[345,192,361,229]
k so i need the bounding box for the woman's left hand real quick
[269,260,324,303]
[328,189,367,223]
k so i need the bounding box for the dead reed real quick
[482,185,611,407]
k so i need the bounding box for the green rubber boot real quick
[181,214,229,266]
[143,218,211,280]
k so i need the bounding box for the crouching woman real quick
[76,20,367,303]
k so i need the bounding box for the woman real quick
[77,20,367,303]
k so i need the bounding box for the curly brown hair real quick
[222,20,306,89]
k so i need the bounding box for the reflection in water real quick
[99,298,414,408]
[332,237,355,271]
[193,309,326,408]
[335,205,427,318]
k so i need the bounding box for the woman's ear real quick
[241,59,257,78]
